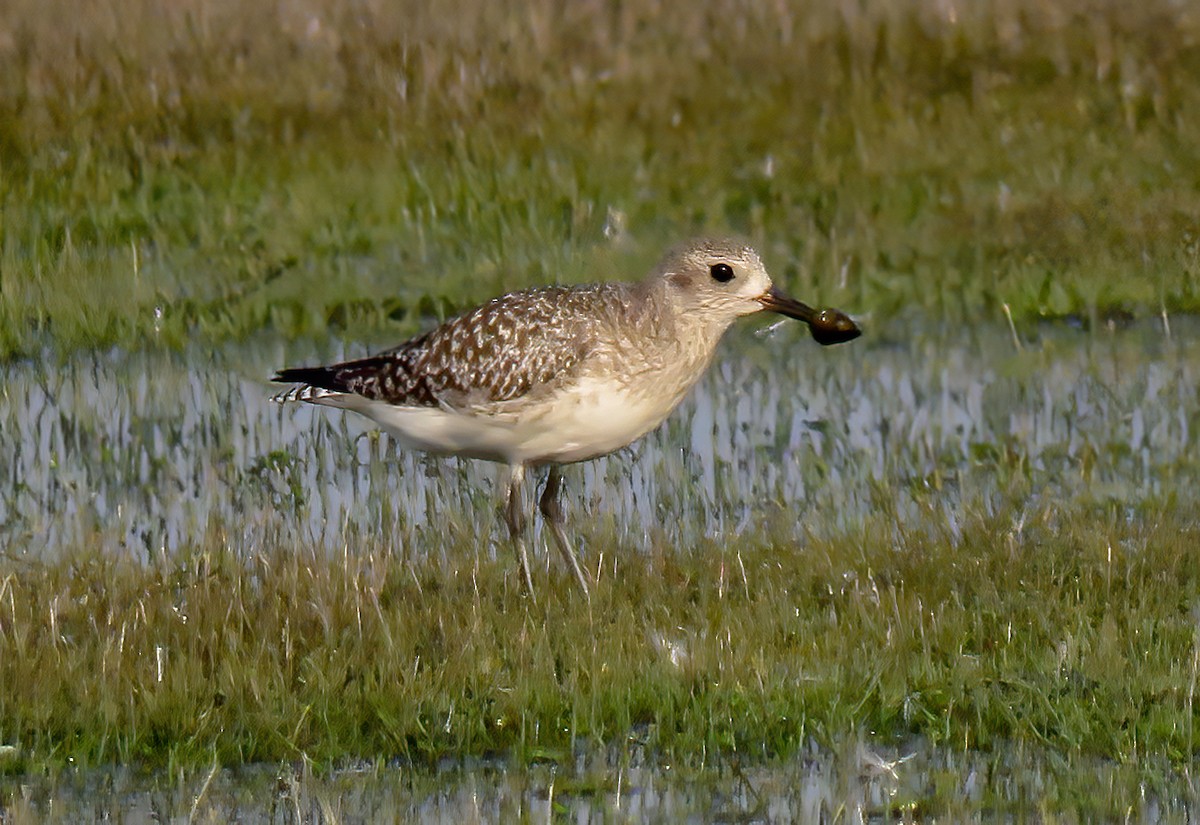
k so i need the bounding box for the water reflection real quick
[1,317,1196,561]
[3,738,1192,822]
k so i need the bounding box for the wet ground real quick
[4,737,1195,822]
[2,315,1198,820]
[2,315,1195,563]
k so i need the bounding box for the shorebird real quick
[272,238,860,599]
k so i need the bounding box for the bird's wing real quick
[273,285,618,410]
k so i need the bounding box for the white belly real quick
[333,374,688,466]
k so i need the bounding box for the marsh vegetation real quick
[2,0,1199,819]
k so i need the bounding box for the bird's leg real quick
[504,464,536,602]
[539,466,591,598]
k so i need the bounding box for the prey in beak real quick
[759,286,861,346]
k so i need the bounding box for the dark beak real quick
[758,286,861,346]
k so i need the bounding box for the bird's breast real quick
[508,333,720,464]
[509,374,687,464]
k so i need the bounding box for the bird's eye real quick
[710,263,735,283]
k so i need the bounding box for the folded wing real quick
[273,285,620,411]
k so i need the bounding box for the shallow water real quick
[1,316,1196,564]
[2,316,1199,819]
[4,738,1195,823]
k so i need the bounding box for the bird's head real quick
[654,237,861,345]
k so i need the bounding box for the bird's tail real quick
[271,366,351,405]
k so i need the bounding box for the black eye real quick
[710,263,735,283]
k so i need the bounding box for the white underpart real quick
[303,371,693,465]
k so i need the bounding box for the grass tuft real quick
[1,499,1196,772]
[3,0,1200,357]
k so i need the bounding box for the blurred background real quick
[2,0,1198,355]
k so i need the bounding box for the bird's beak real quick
[758,286,862,346]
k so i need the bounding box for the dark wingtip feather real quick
[271,366,350,393]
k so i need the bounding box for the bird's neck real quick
[605,285,731,405]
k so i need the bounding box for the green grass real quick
[3,1,1200,805]
[3,0,1200,357]
[1,497,1196,773]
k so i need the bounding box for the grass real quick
[1,496,1196,774]
[3,0,1200,357]
[2,0,1200,811]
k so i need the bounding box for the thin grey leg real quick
[503,464,536,602]
[539,466,591,598]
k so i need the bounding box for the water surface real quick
[2,316,1198,821]
[5,737,1194,822]
[2,317,1195,563]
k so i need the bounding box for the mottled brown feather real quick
[276,283,637,410]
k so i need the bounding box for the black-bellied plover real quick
[272,238,860,599]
